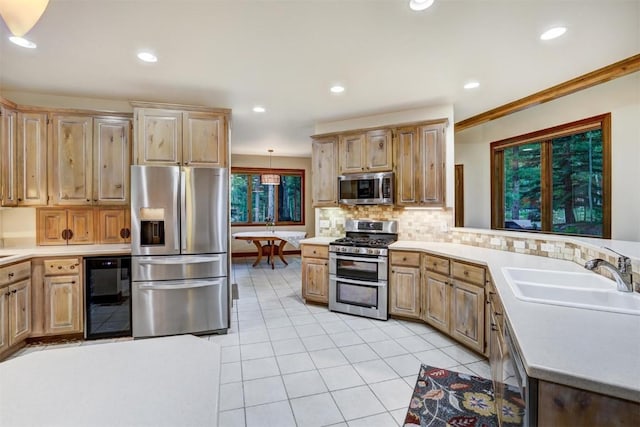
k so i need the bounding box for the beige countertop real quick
[300,237,336,245]
[390,241,640,403]
[0,245,131,265]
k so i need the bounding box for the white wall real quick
[455,72,640,242]
[315,105,456,208]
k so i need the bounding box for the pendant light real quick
[261,149,280,185]
[0,0,49,47]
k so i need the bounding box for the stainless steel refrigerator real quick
[130,165,229,338]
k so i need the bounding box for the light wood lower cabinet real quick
[389,251,421,319]
[422,270,449,331]
[0,261,32,359]
[301,244,329,304]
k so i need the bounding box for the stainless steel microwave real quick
[338,172,393,205]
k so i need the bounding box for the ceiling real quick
[0,0,638,157]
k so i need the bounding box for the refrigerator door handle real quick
[136,255,222,265]
[180,169,187,251]
[137,279,224,291]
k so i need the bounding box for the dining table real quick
[232,230,307,269]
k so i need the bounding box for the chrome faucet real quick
[584,248,633,292]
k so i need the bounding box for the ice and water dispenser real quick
[139,208,166,246]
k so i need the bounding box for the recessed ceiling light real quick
[330,85,345,94]
[137,51,158,63]
[409,0,435,12]
[9,36,36,49]
[540,26,567,41]
[464,81,480,90]
[253,106,266,113]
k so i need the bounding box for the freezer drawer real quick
[132,277,228,338]
[132,254,227,281]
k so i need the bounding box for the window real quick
[230,168,304,225]
[491,114,610,238]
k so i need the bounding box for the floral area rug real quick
[404,364,525,427]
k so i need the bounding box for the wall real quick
[0,208,37,247]
[230,154,313,254]
[455,72,640,242]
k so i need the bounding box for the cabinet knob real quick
[11,289,17,294]
[86,199,90,202]
[18,198,22,202]
[4,291,9,296]
[402,257,407,261]
[463,271,469,276]
[8,272,14,278]
[93,199,98,202]
[70,265,75,270]
[71,281,76,284]
[58,266,62,270]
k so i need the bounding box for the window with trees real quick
[230,168,304,225]
[491,114,610,238]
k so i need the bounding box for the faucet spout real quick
[584,258,633,292]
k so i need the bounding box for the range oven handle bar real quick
[332,276,387,287]
[331,254,387,263]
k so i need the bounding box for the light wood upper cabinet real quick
[311,137,338,207]
[183,111,226,167]
[97,207,130,244]
[49,115,93,205]
[17,112,48,206]
[1,105,18,206]
[93,117,131,205]
[338,130,392,174]
[37,208,95,245]
[395,121,447,207]
[133,104,229,167]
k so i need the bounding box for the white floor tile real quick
[276,352,317,375]
[295,323,327,337]
[290,314,318,326]
[282,370,328,398]
[243,376,288,407]
[218,408,245,427]
[369,339,409,358]
[219,382,244,411]
[245,400,296,427]
[394,335,435,353]
[321,320,352,334]
[313,312,342,323]
[331,385,386,420]
[378,324,414,339]
[347,412,398,427]
[440,344,484,364]
[221,345,241,363]
[220,362,242,384]
[420,331,458,348]
[267,326,299,341]
[241,342,275,360]
[369,378,414,411]
[290,393,345,427]
[413,348,459,369]
[466,360,492,378]
[450,365,475,376]
[271,337,307,356]
[330,331,364,347]
[354,328,391,343]
[242,357,280,380]
[239,329,270,345]
[302,334,336,351]
[384,353,422,377]
[352,359,399,384]
[342,317,376,330]
[309,348,350,369]
[265,316,293,329]
[389,408,408,426]
[340,343,380,364]
[319,365,365,391]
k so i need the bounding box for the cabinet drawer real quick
[44,258,81,275]
[301,245,329,259]
[451,261,485,286]
[0,261,31,285]
[422,254,450,275]
[390,251,420,267]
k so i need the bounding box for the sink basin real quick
[502,267,640,316]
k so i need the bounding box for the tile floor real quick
[8,255,491,427]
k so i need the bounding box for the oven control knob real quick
[367,249,375,255]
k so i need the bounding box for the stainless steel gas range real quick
[329,219,398,320]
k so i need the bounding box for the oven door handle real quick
[332,254,386,263]
[333,276,386,287]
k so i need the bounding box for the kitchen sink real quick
[502,267,640,316]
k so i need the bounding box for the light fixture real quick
[253,106,266,113]
[464,81,480,90]
[330,85,345,94]
[0,0,49,35]
[137,51,158,63]
[261,149,280,186]
[9,35,36,48]
[540,26,567,41]
[409,0,434,12]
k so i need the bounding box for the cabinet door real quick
[37,209,68,245]
[94,117,130,205]
[50,115,93,205]
[366,129,392,172]
[418,123,445,206]
[489,310,505,423]
[302,258,329,303]
[135,108,182,165]
[389,265,421,319]
[451,279,485,353]
[395,127,418,206]
[17,112,48,206]
[97,208,127,244]
[339,133,365,174]
[0,288,8,354]
[1,106,18,206]
[8,278,31,346]
[423,271,449,333]
[44,275,82,334]
[311,137,338,207]
[183,112,226,167]
[67,208,95,245]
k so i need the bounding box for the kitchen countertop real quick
[390,241,640,403]
[0,244,131,266]
[300,237,336,245]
